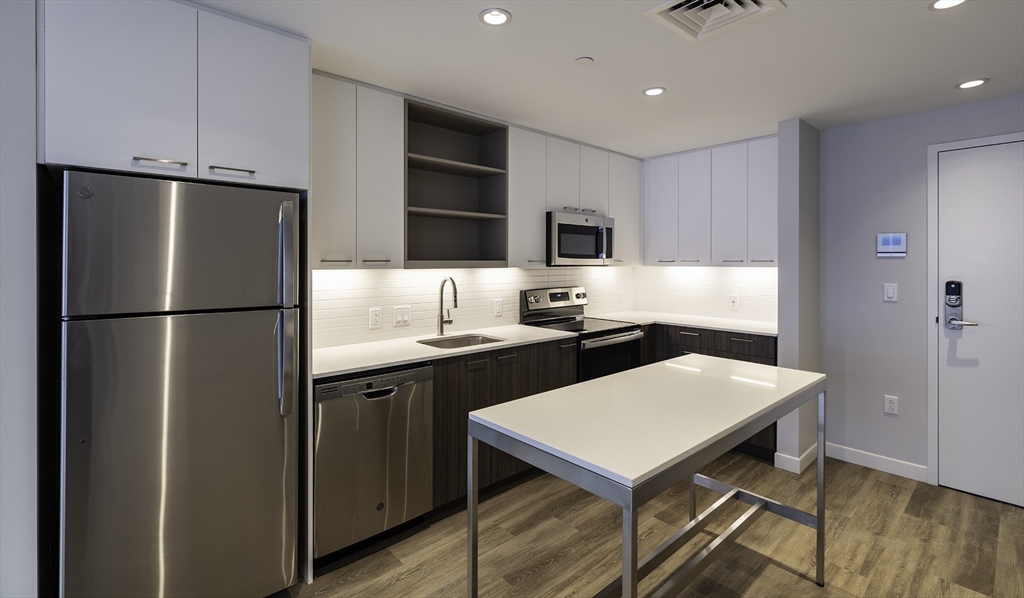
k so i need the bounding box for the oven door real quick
[579,329,643,381]
[547,212,611,266]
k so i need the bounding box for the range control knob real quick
[575,292,587,299]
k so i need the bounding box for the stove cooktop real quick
[532,317,639,338]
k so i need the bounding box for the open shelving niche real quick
[405,100,508,268]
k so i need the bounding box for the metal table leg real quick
[689,472,697,521]
[816,391,826,587]
[468,436,479,598]
[622,504,639,598]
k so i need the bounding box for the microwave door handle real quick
[596,227,605,259]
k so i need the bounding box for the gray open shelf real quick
[405,100,508,266]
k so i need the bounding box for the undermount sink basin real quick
[417,334,504,349]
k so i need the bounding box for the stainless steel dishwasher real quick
[314,365,433,558]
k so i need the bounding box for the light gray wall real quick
[776,119,820,468]
[0,0,38,595]
[819,93,1024,466]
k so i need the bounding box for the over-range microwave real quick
[546,211,614,266]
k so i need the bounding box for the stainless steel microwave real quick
[546,211,614,266]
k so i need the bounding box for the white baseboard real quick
[773,443,819,474]
[825,442,928,482]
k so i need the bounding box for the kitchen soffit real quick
[195,0,1024,159]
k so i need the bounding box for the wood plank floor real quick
[284,454,1023,598]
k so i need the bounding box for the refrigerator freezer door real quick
[62,170,299,317]
[61,310,298,597]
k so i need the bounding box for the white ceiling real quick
[197,0,1024,159]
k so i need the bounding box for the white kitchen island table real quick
[467,353,827,598]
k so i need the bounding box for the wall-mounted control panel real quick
[876,232,907,258]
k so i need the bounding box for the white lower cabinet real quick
[643,154,679,266]
[711,143,748,266]
[508,127,549,268]
[746,137,779,266]
[356,86,405,268]
[311,75,357,269]
[608,154,641,266]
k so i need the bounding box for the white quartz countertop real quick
[469,354,824,487]
[595,311,778,336]
[313,325,576,379]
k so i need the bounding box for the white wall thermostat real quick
[876,232,907,258]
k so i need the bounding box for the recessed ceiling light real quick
[479,8,511,26]
[929,0,966,10]
[957,78,989,89]
[643,87,666,96]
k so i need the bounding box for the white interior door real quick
[937,140,1024,507]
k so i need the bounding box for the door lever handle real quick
[947,318,979,327]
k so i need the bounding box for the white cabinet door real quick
[356,86,404,268]
[43,0,198,177]
[747,137,778,267]
[546,137,580,212]
[608,154,641,266]
[642,155,679,266]
[198,11,309,189]
[677,149,712,267]
[311,75,357,269]
[711,143,748,266]
[579,146,609,215]
[508,127,549,269]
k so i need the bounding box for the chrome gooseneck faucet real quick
[437,276,458,336]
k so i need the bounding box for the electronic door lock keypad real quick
[944,280,979,330]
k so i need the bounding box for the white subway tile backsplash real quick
[311,266,776,349]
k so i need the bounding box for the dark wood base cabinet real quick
[643,323,778,461]
[432,340,577,507]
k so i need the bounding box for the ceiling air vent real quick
[646,0,786,43]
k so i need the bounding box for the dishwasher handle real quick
[359,380,416,400]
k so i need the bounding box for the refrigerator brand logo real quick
[76,186,93,199]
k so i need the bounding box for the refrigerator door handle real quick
[277,310,296,417]
[278,200,298,306]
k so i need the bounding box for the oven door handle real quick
[580,330,644,350]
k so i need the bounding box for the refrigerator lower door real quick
[61,310,298,597]
[62,170,299,317]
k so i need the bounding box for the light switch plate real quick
[369,307,381,330]
[493,299,502,317]
[883,283,898,303]
[728,294,739,311]
[393,305,411,326]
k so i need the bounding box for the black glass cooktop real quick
[534,317,638,338]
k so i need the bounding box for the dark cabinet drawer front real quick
[674,326,713,351]
[712,331,776,359]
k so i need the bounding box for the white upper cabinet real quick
[508,127,549,269]
[711,143,748,266]
[677,149,712,266]
[41,0,309,189]
[43,0,198,177]
[608,154,641,266]
[546,137,581,212]
[356,86,405,268]
[579,146,609,215]
[310,75,357,269]
[746,137,779,266]
[643,155,679,266]
[198,11,309,189]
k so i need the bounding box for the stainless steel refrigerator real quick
[59,170,299,597]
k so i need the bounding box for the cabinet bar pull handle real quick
[559,343,576,348]
[527,259,546,263]
[679,259,700,263]
[133,156,188,167]
[209,165,256,174]
[580,208,598,213]
[563,206,580,211]
[679,331,700,336]
[750,259,775,263]
[658,259,676,263]
[207,163,256,173]
[320,259,353,263]
[613,259,624,263]
[496,354,517,360]
[731,338,755,343]
[361,259,392,263]
[465,359,488,366]
[723,259,745,263]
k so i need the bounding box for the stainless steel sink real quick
[417,334,504,349]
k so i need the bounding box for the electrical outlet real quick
[493,298,502,317]
[618,291,625,304]
[884,395,898,415]
[393,305,411,327]
[728,294,740,311]
[369,307,381,330]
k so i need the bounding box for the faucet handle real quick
[443,308,453,325]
